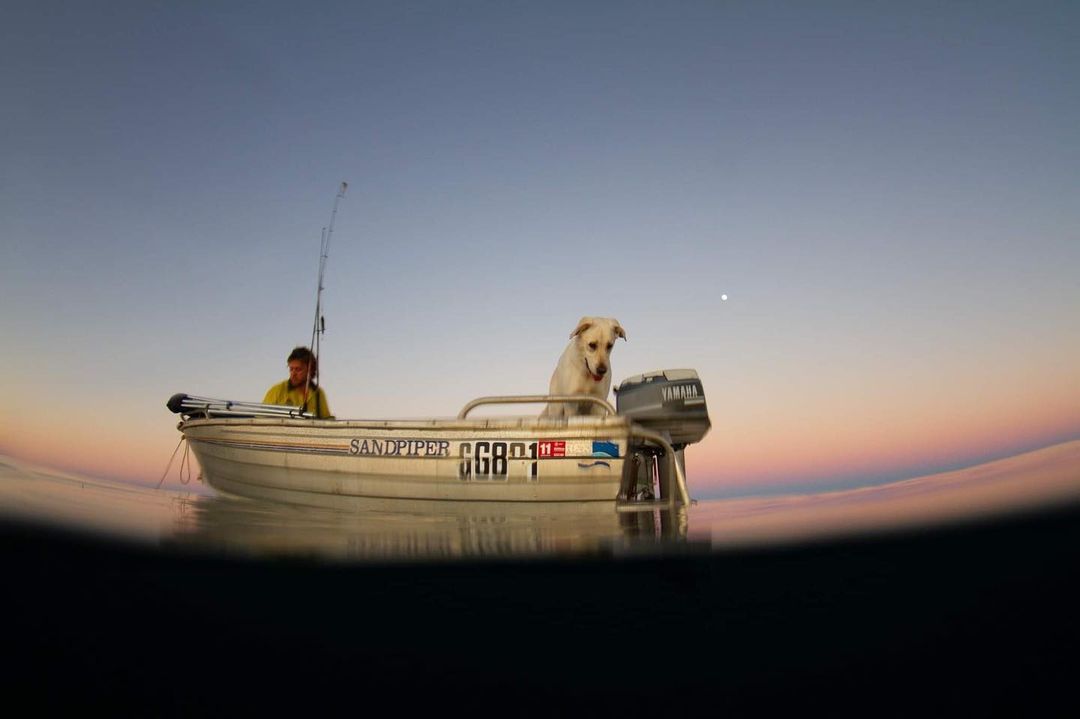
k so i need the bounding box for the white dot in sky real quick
[721,294,728,301]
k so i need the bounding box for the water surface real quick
[4,439,1078,562]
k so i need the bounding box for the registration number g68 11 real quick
[458,441,540,481]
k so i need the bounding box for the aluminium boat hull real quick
[180,415,633,502]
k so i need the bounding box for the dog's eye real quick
[588,342,597,351]
[607,343,613,350]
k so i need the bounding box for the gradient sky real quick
[2,1,1077,498]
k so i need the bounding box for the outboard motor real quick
[615,369,711,501]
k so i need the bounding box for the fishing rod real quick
[305,181,348,411]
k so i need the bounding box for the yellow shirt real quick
[263,380,333,418]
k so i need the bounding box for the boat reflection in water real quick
[0,453,692,563]
[167,475,691,563]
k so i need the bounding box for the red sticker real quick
[537,440,566,458]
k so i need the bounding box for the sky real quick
[1,1,1077,499]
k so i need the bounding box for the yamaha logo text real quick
[661,383,699,402]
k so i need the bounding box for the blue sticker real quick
[592,440,619,458]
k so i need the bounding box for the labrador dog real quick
[543,316,627,417]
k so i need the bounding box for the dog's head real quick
[570,316,626,382]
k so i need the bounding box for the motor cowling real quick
[614,369,711,449]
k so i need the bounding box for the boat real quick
[166,186,710,509]
[167,368,711,507]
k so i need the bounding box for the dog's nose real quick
[597,365,607,375]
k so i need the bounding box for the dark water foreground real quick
[3,499,1079,716]
[3,442,1078,714]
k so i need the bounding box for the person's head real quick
[287,346,317,388]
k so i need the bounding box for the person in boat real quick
[263,346,333,418]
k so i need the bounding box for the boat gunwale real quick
[178,414,635,433]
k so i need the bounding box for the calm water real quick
[3,439,1079,562]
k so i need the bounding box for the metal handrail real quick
[457,394,617,419]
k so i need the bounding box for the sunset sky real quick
[2,1,1077,499]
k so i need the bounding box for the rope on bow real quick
[156,436,192,489]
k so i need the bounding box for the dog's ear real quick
[570,317,593,339]
[613,322,627,341]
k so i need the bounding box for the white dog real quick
[543,316,627,417]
